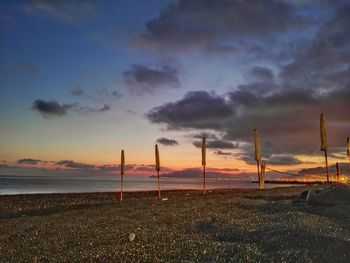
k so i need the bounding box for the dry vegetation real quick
[1,186,350,262]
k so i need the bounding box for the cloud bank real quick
[123,64,180,94]
[156,137,179,146]
[31,99,111,117]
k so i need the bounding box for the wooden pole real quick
[253,129,261,188]
[320,114,329,183]
[202,137,206,194]
[324,150,329,183]
[347,137,350,166]
[336,162,340,182]
[260,161,266,189]
[120,173,123,201]
[157,169,160,198]
[203,164,206,194]
[257,161,260,188]
[120,150,125,202]
[155,144,161,198]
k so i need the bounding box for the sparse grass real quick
[1,187,349,262]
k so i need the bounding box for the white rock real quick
[129,233,136,242]
[161,198,168,201]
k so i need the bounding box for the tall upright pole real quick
[254,129,261,187]
[155,144,161,198]
[346,137,350,182]
[120,149,125,202]
[336,162,340,182]
[260,160,266,189]
[347,137,350,166]
[257,161,260,187]
[320,114,329,182]
[202,137,206,194]
[324,151,329,182]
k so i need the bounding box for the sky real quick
[0,0,349,177]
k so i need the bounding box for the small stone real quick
[161,198,168,201]
[129,233,136,242]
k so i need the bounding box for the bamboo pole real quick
[120,150,125,202]
[257,161,261,188]
[347,137,350,165]
[320,114,329,182]
[336,162,340,182]
[324,151,329,182]
[155,144,161,198]
[260,160,266,189]
[202,137,206,194]
[254,129,261,186]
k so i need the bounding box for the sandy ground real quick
[1,186,350,262]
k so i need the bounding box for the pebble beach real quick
[1,186,349,262]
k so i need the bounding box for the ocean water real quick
[0,174,289,195]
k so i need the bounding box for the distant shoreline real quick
[253,180,337,185]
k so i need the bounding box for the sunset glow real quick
[1,0,350,182]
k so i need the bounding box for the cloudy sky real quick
[1,0,349,176]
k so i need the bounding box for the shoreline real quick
[0,183,304,197]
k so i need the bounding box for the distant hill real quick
[298,162,350,176]
[159,168,253,180]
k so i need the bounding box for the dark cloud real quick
[31,99,111,117]
[123,64,180,94]
[156,137,179,146]
[192,132,219,140]
[56,160,95,170]
[17,158,45,165]
[138,0,350,164]
[75,104,111,114]
[147,91,234,129]
[214,150,232,156]
[248,66,274,83]
[193,139,238,149]
[31,99,74,117]
[71,86,83,96]
[147,85,350,164]
[137,0,305,53]
[278,2,350,93]
[267,154,303,166]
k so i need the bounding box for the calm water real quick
[0,174,289,195]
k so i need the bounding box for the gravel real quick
[1,186,349,262]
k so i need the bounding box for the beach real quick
[1,186,349,262]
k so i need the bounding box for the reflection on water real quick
[0,174,290,195]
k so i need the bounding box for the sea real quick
[0,174,290,195]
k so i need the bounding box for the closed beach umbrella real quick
[202,137,206,194]
[202,137,206,166]
[254,129,261,162]
[120,150,125,201]
[155,144,161,198]
[253,129,261,187]
[155,144,160,171]
[320,114,328,151]
[320,114,329,182]
[121,150,125,175]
